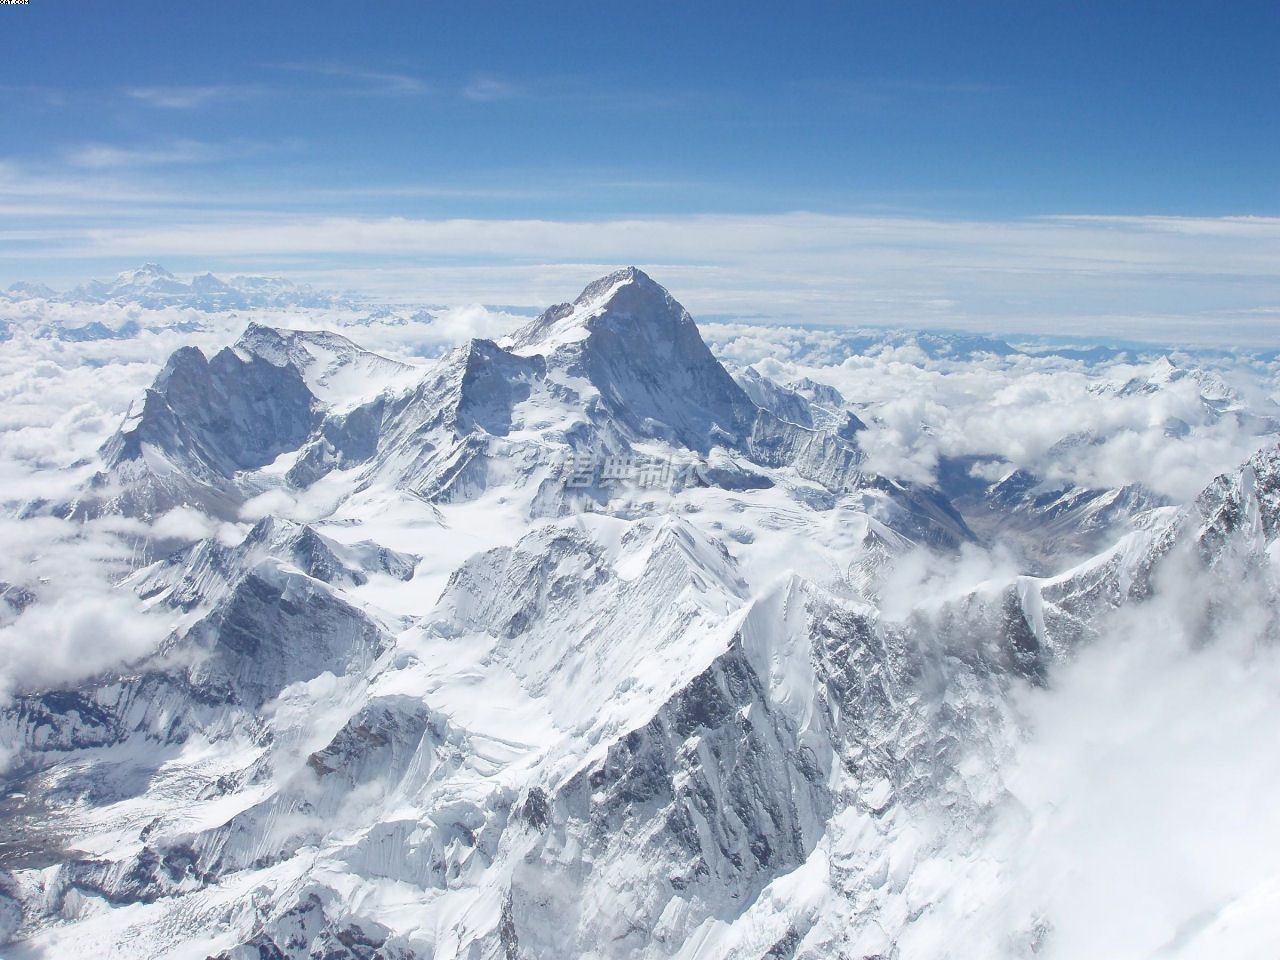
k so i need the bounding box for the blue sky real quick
[2,0,1278,340]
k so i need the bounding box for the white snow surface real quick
[0,268,1278,958]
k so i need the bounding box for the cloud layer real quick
[1,206,1278,345]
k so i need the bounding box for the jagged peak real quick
[456,336,505,361]
[1145,355,1184,383]
[572,266,660,305]
[430,338,544,414]
[190,271,231,289]
[115,262,176,283]
[238,319,283,339]
[511,267,689,351]
[430,337,511,380]
[233,322,372,363]
[499,269,761,451]
[230,323,418,408]
[242,514,303,545]
[154,343,210,381]
[234,321,301,359]
[6,280,56,298]
[571,266,684,321]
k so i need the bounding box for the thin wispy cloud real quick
[38,210,1275,276]
[463,75,522,102]
[1,210,1275,345]
[0,159,193,210]
[62,140,224,170]
[453,72,721,112]
[1044,213,1280,238]
[276,62,430,96]
[124,84,259,109]
[58,138,292,171]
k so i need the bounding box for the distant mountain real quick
[4,263,348,311]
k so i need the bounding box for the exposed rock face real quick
[513,267,761,451]
[948,464,1171,570]
[105,344,320,476]
[63,268,972,546]
[3,269,1277,959]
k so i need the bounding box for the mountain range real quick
[1,269,1278,959]
[3,263,345,312]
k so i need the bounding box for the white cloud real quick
[151,505,219,541]
[416,303,523,346]
[991,547,1280,958]
[63,140,222,170]
[275,62,430,96]
[725,336,1279,500]
[239,488,299,522]
[125,84,257,109]
[62,138,288,171]
[0,515,173,712]
[463,75,521,102]
[877,541,1023,620]
[877,530,1280,958]
[1,212,1275,345]
[0,588,169,700]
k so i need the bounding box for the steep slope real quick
[510,267,760,452]
[358,269,965,545]
[3,370,1279,960]
[958,464,1170,570]
[233,323,420,410]
[72,326,415,520]
[65,268,970,549]
[90,342,321,518]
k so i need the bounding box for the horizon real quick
[11,257,1280,354]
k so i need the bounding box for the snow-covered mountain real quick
[45,268,971,548]
[4,263,346,311]
[2,269,1279,959]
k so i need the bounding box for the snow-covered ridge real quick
[45,269,975,549]
[1,268,1279,958]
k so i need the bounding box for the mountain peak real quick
[511,266,686,352]
[6,280,56,298]
[573,265,657,304]
[506,268,758,450]
[116,262,176,283]
[190,271,231,292]
[572,266,675,315]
